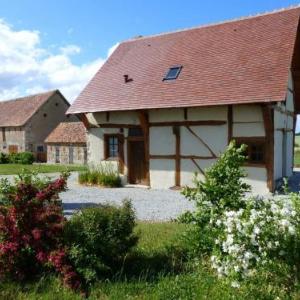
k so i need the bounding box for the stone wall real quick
[47,144,87,165]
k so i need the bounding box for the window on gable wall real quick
[235,138,266,165]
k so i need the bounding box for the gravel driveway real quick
[3,169,300,221]
[61,173,194,221]
[0,172,194,221]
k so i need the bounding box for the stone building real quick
[0,90,72,162]
[67,7,300,193]
[45,122,87,164]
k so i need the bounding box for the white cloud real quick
[107,42,119,57]
[60,45,81,55]
[0,19,118,102]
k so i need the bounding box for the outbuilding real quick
[45,122,87,165]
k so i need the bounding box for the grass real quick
[0,164,87,175]
[0,222,298,299]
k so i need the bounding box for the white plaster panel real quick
[233,123,265,137]
[274,110,285,129]
[287,71,294,90]
[91,111,140,125]
[187,106,227,121]
[87,128,104,164]
[287,116,294,130]
[274,130,283,180]
[180,158,217,187]
[285,131,294,177]
[243,167,269,195]
[181,125,227,156]
[149,127,175,155]
[149,159,175,188]
[233,105,263,122]
[149,108,185,122]
[286,90,294,112]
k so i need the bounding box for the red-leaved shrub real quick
[0,173,81,291]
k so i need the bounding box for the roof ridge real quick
[0,89,58,103]
[124,4,300,43]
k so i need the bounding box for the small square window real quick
[163,66,182,80]
[236,138,265,164]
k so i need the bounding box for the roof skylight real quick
[163,66,182,80]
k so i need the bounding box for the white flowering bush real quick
[211,195,300,287]
[181,141,300,288]
[181,141,250,255]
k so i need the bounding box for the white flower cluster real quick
[210,196,299,286]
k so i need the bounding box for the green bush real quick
[0,153,8,164]
[78,164,121,187]
[180,141,250,256]
[64,200,138,285]
[6,152,35,164]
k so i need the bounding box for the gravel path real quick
[2,169,300,221]
[0,172,194,221]
[61,173,194,221]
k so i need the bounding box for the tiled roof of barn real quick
[0,90,60,127]
[68,6,300,114]
[45,122,86,144]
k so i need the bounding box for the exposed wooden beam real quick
[227,105,233,144]
[262,104,274,192]
[79,113,91,129]
[191,158,205,175]
[106,112,110,122]
[184,108,188,120]
[138,111,150,186]
[98,123,140,128]
[149,120,226,127]
[185,126,217,158]
[149,154,216,160]
[174,126,181,187]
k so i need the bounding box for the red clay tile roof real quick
[68,7,300,114]
[0,90,59,127]
[45,122,86,144]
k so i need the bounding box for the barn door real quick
[128,140,147,184]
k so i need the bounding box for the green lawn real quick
[0,164,87,175]
[0,221,297,300]
[294,136,300,166]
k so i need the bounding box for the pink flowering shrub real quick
[0,172,81,291]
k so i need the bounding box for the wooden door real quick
[128,140,147,184]
[8,145,18,154]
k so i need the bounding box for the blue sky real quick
[0,0,299,128]
[2,0,298,63]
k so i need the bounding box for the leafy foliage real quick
[64,200,138,285]
[181,141,250,255]
[0,152,35,165]
[181,141,300,288]
[78,164,121,187]
[0,171,81,291]
[0,153,9,164]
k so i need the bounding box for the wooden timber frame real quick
[98,118,224,187]
[262,104,275,192]
[227,105,233,144]
[138,111,150,186]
